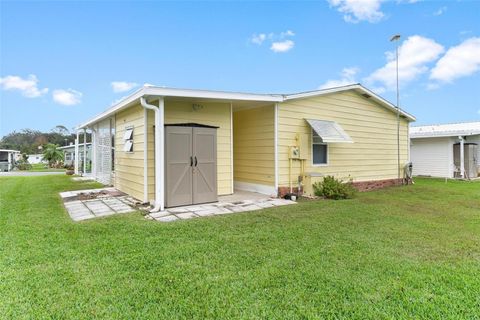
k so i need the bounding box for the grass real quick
[0,176,479,319]
[27,163,65,172]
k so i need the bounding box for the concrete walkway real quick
[60,187,296,222]
[60,188,138,221]
[0,171,65,176]
[146,197,296,222]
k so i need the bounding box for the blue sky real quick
[1,0,479,136]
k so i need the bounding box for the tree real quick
[42,144,64,167]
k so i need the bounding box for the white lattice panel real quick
[95,119,113,185]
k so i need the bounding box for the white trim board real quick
[234,181,277,196]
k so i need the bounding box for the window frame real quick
[311,129,329,167]
[123,126,134,153]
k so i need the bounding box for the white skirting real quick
[234,181,276,196]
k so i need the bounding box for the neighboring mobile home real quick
[58,143,92,167]
[410,122,480,179]
[75,84,415,210]
[0,149,20,172]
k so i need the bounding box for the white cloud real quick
[319,67,359,89]
[111,81,138,93]
[328,0,385,23]
[0,74,48,98]
[280,30,295,38]
[366,35,444,90]
[52,89,82,106]
[251,33,267,45]
[433,6,447,16]
[251,30,295,52]
[270,40,295,53]
[430,37,480,84]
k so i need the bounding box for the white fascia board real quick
[410,132,480,139]
[76,87,282,130]
[143,86,283,102]
[76,88,145,130]
[284,84,416,122]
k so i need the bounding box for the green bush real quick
[15,160,32,171]
[313,175,357,200]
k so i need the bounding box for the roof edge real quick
[284,84,416,122]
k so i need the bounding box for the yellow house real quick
[75,84,415,211]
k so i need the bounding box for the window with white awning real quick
[306,119,353,144]
[306,119,353,165]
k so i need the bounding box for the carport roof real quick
[410,121,480,138]
[77,83,416,129]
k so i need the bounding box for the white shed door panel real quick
[410,137,453,178]
[95,119,113,185]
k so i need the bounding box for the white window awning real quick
[306,119,353,143]
[123,128,133,140]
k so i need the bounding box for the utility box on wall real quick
[296,133,309,160]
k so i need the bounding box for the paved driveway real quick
[0,171,65,176]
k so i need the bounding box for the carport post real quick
[74,131,80,175]
[459,136,465,178]
[83,129,87,174]
[158,97,165,211]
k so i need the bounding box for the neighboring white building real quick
[410,122,480,179]
[27,154,45,164]
[0,149,21,172]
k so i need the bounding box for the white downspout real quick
[74,131,80,175]
[140,97,165,212]
[143,108,149,203]
[274,102,279,196]
[459,136,465,178]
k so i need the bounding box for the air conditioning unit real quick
[303,172,324,197]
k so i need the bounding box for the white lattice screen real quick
[95,118,113,185]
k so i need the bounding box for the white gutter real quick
[274,103,279,195]
[140,97,165,212]
[143,108,149,203]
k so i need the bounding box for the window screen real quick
[312,131,327,165]
[123,126,134,152]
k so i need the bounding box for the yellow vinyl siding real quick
[114,105,148,201]
[233,105,275,186]
[115,100,233,201]
[278,91,410,186]
[145,100,232,198]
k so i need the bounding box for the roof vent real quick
[362,93,371,98]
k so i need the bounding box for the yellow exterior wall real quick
[163,100,232,196]
[114,104,152,201]
[233,105,275,186]
[115,100,233,201]
[278,91,410,186]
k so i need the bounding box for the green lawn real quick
[0,176,479,319]
[27,163,65,172]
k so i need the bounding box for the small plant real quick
[15,159,32,171]
[313,175,357,200]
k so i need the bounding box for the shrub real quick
[313,175,357,200]
[15,159,32,171]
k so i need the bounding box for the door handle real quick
[190,156,193,167]
[194,156,198,167]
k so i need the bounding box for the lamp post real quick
[390,34,401,183]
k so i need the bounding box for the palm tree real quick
[42,144,64,167]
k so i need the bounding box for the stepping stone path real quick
[60,187,137,221]
[61,187,296,222]
[146,198,296,223]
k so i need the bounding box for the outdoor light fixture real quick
[192,103,204,111]
[390,34,401,182]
